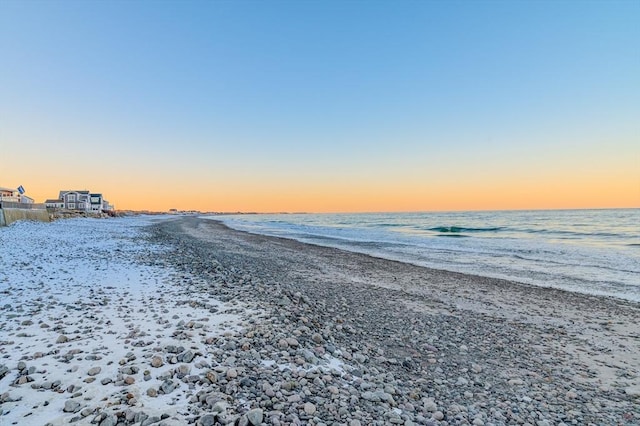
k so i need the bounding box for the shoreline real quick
[210,216,640,306]
[1,216,639,425]
[210,210,640,304]
[202,217,640,317]
[161,217,640,423]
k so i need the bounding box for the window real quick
[69,203,76,209]
[68,194,76,202]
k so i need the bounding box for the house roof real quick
[45,199,63,203]
[0,187,17,192]
[59,190,90,197]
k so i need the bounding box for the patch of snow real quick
[0,216,244,424]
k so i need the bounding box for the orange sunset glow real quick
[1,1,638,213]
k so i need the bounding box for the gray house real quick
[46,190,113,212]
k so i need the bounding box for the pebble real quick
[151,356,163,368]
[246,408,264,425]
[303,402,317,415]
[99,414,118,426]
[624,385,640,397]
[63,399,81,413]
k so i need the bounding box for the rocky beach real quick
[1,216,639,425]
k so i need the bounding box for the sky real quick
[1,0,638,213]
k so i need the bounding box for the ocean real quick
[209,209,640,302]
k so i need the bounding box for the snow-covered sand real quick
[0,217,245,425]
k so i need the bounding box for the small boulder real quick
[150,356,163,368]
[246,408,264,425]
[63,399,81,413]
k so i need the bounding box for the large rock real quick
[160,379,177,394]
[199,414,216,426]
[99,414,118,426]
[361,391,379,402]
[63,399,81,413]
[226,368,238,379]
[625,385,640,397]
[181,350,195,363]
[246,408,264,425]
[0,365,8,379]
[151,356,163,368]
[303,402,316,415]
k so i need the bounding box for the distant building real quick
[0,187,14,199]
[102,199,114,212]
[59,190,90,211]
[46,190,114,212]
[0,186,47,226]
[44,199,64,209]
[89,193,104,212]
[0,186,34,204]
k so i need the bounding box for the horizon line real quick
[123,206,640,215]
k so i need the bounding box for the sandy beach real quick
[1,216,639,425]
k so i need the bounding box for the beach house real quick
[46,190,114,213]
[0,186,34,204]
[59,190,91,211]
[0,185,48,226]
[44,199,65,209]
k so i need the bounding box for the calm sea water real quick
[209,209,640,302]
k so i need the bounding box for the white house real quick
[102,199,114,211]
[0,187,17,201]
[44,199,65,209]
[0,186,34,204]
[90,193,103,212]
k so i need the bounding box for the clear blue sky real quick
[1,0,638,211]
